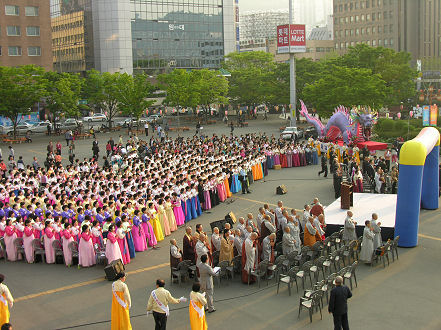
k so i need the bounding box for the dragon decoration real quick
[299,100,378,145]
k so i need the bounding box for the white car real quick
[83,113,107,122]
[29,122,52,133]
[280,126,304,140]
[1,122,33,136]
[147,114,163,123]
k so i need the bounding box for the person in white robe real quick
[370,213,382,250]
[261,233,276,262]
[359,220,375,263]
[342,211,357,242]
[282,227,299,255]
[211,227,221,252]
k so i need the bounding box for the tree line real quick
[0,44,417,134]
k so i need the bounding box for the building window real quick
[366,27,370,35]
[351,41,355,47]
[372,26,376,33]
[340,42,344,49]
[0,46,2,56]
[335,43,339,49]
[378,26,382,33]
[25,6,39,16]
[351,16,354,22]
[8,46,22,56]
[7,26,21,36]
[5,5,19,16]
[361,28,365,35]
[26,26,40,36]
[361,14,365,21]
[28,46,41,56]
[366,0,370,8]
[389,11,392,18]
[378,39,382,46]
[366,14,370,21]
[384,39,388,46]
[372,40,376,46]
[356,15,359,22]
[356,28,360,35]
[345,17,349,23]
[378,12,381,20]
[372,13,376,21]
[372,0,376,7]
[345,42,349,48]
[355,2,358,9]
[390,38,394,46]
[389,24,393,33]
[361,1,365,9]
[350,29,354,36]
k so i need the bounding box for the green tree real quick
[158,69,200,109]
[302,65,387,116]
[223,51,275,106]
[117,73,156,120]
[83,71,130,128]
[0,65,46,137]
[43,71,84,125]
[333,44,417,106]
[192,69,229,108]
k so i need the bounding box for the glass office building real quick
[50,0,237,75]
[131,0,225,74]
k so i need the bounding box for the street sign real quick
[289,24,306,53]
[277,24,290,54]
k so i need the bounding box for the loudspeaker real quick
[225,212,237,224]
[104,259,125,281]
[276,185,288,195]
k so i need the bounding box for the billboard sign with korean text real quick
[277,24,290,53]
[289,24,306,53]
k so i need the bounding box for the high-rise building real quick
[0,0,52,70]
[50,0,238,75]
[333,0,441,67]
[240,10,289,41]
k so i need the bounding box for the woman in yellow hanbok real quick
[157,199,171,236]
[189,282,208,330]
[164,197,178,232]
[111,272,132,330]
[0,274,14,326]
[148,203,164,242]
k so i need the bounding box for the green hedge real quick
[374,118,440,142]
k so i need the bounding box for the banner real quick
[422,105,430,126]
[430,105,438,126]
[277,25,290,54]
[289,24,306,53]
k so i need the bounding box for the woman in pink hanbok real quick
[32,218,44,239]
[105,224,123,264]
[62,223,74,266]
[78,225,96,267]
[71,219,80,242]
[15,218,24,238]
[116,221,130,264]
[91,220,103,247]
[23,219,35,263]
[131,210,147,252]
[4,219,18,261]
[141,207,157,248]
[216,176,227,202]
[43,221,56,264]
[171,193,185,227]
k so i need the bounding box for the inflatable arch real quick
[395,127,440,247]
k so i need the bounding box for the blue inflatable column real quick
[421,146,439,210]
[395,164,424,247]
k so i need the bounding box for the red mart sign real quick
[276,24,306,54]
[289,24,306,53]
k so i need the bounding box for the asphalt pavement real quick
[2,114,441,330]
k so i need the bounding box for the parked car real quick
[83,113,107,122]
[63,118,83,128]
[280,126,304,140]
[0,122,33,136]
[29,121,53,133]
[304,126,319,139]
[147,114,163,124]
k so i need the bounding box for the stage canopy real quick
[357,141,388,151]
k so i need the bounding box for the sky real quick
[239,0,291,13]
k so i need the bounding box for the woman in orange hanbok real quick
[223,172,232,198]
[111,272,132,330]
[0,274,14,326]
[189,282,208,330]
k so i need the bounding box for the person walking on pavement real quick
[144,121,149,137]
[318,155,328,177]
[92,138,99,159]
[147,279,187,330]
[328,275,352,330]
[197,254,218,313]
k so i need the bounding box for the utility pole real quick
[289,0,296,127]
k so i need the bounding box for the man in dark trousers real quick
[318,155,328,177]
[329,275,352,330]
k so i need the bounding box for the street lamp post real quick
[289,0,296,128]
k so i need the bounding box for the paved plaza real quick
[3,115,441,330]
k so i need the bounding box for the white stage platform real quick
[325,193,397,239]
